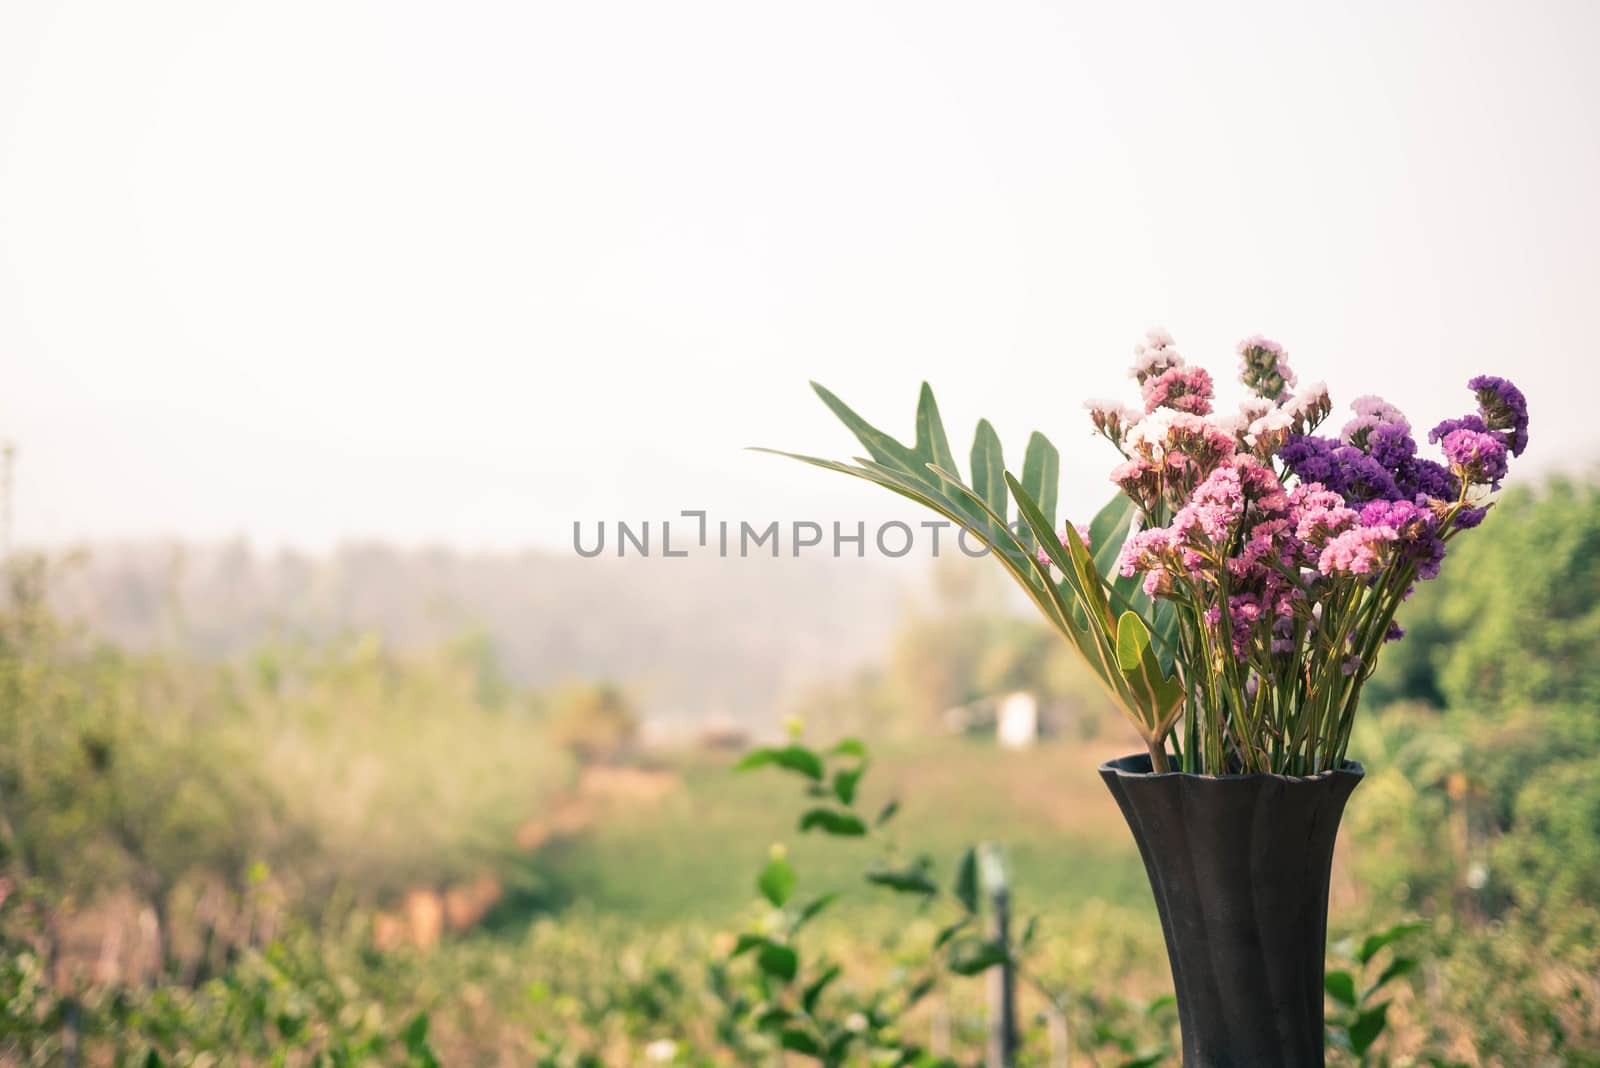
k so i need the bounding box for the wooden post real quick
[982,844,1018,1068]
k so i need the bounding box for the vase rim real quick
[1099,752,1366,784]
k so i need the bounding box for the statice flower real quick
[1441,428,1509,486]
[1130,327,1184,384]
[1468,375,1529,456]
[1118,527,1180,596]
[1085,399,1141,446]
[1428,412,1488,445]
[1237,335,1297,402]
[1280,434,1341,488]
[1244,408,1295,458]
[1366,422,1416,470]
[1341,394,1411,449]
[1318,525,1398,576]
[1141,365,1215,415]
[1359,498,1445,579]
[1110,457,1162,511]
[1035,523,1093,568]
[1395,457,1458,502]
[1283,381,1332,434]
[1289,483,1359,550]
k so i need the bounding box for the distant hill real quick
[44,541,916,729]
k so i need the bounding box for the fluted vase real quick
[1099,754,1365,1068]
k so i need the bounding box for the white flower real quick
[1348,394,1409,432]
[1285,381,1329,417]
[1340,412,1382,443]
[645,1039,678,1062]
[1124,407,1181,454]
[1129,327,1184,379]
[1246,409,1294,447]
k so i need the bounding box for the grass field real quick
[537,734,1157,925]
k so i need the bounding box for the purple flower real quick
[1281,434,1342,490]
[1428,412,1488,445]
[1360,498,1445,580]
[1441,428,1509,486]
[1396,457,1459,501]
[1454,504,1489,529]
[1468,374,1529,456]
[1367,422,1416,470]
[1332,444,1400,502]
[1281,434,1399,503]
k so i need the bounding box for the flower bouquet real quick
[762,330,1528,1065]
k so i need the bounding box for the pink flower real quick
[1317,525,1398,575]
[1141,365,1215,416]
[1035,523,1093,568]
[1441,428,1509,485]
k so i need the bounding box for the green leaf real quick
[826,1031,856,1062]
[833,766,865,806]
[1357,921,1428,965]
[1117,1054,1168,1068]
[970,419,1007,520]
[802,964,842,1015]
[758,942,799,982]
[794,893,838,930]
[756,1006,794,1029]
[866,866,938,896]
[1115,610,1152,673]
[731,933,766,958]
[1324,969,1357,1008]
[1368,955,1420,997]
[780,1027,821,1055]
[736,745,825,782]
[1348,1002,1390,1055]
[758,855,797,907]
[934,916,971,950]
[1019,916,1039,949]
[830,737,868,759]
[1019,432,1060,549]
[875,800,900,826]
[947,938,1009,976]
[809,382,926,480]
[915,382,959,478]
[402,1013,430,1052]
[953,847,979,914]
[1088,491,1136,580]
[799,808,868,837]
[904,975,937,1008]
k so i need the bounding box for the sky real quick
[1,0,1595,553]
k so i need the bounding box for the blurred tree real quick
[1371,477,1600,712]
[547,682,638,765]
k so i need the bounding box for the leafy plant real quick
[1324,920,1428,1064]
[756,384,1184,771]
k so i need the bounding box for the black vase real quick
[1099,754,1365,1068]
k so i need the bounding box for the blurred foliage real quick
[546,681,639,765]
[1,473,1599,1063]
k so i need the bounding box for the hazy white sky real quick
[2,0,1595,551]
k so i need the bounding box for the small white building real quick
[995,691,1039,749]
